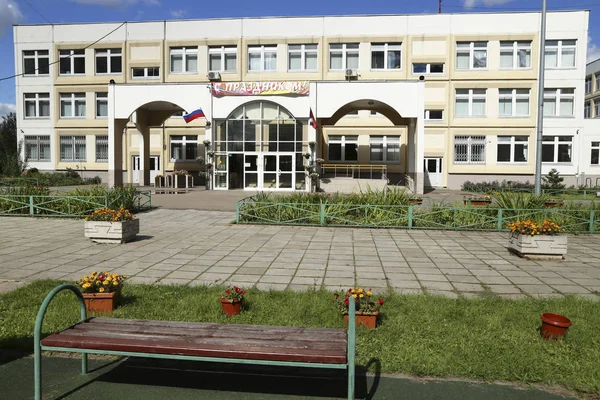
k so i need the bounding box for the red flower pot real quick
[220,298,243,316]
[544,201,563,208]
[540,313,572,340]
[343,312,379,329]
[82,290,120,313]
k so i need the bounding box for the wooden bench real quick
[34,284,356,400]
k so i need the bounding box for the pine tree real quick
[542,168,565,189]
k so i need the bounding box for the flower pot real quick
[220,298,242,316]
[84,219,140,244]
[544,201,563,208]
[343,312,379,329]
[541,313,572,340]
[83,290,120,313]
[409,200,422,205]
[508,232,567,260]
[464,200,491,206]
[154,176,164,188]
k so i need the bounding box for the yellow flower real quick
[358,288,364,294]
[103,280,110,285]
[359,294,364,298]
[113,281,119,286]
[367,291,372,296]
[99,287,105,293]
[352,294,357,298]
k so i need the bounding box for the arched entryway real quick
[212,101,308,191]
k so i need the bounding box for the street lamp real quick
[534,0,547,195]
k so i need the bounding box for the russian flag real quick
[183,108,205,123]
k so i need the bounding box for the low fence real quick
[464,186,600,199]
[236,199,600,233]
[0,190,152,218]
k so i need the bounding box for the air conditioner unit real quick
[207,71,221,81]
[345,69,358,78]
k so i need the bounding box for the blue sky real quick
[0,0,599,117]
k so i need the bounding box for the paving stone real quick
[389,280,421,289]
[427,290,459,299]
[325,270,355,278]
[290,277,323,286]
[255,283,289,291]
[487,284,522,294]
[127,276,160,284]
[294,269,325,278]
[516,285,557,294]
[421,281,454,291]
[551,285,591,294]
[478,276,512,285]
[157,278,192,285]
[508,276,544,285]
[415,274,449,282]
[453,283,486,292]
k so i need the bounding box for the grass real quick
[1,280,599,396]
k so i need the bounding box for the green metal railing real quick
[464,186,600,200]
[236,199,600,233]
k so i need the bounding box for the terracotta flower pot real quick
[343,311,379,329]
[544,201,563,208]
[540,313,572,340]
[220,298,243,316]
[82,290,121,313]
[464,199,491,206]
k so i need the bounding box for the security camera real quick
[419,75,425,81]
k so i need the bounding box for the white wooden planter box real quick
[508,232,567,260]
[85,219,140,244]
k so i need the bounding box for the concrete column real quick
[108,115,127,187]
[137,124,151,186]
[415,81,426,195]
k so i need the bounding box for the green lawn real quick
[1,280,599,396]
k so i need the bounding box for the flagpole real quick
[534,0,547,195]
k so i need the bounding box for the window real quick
[24,136,50,161]
[455,89,486,117]
[545,40,576,68]
[23,50,49,76]
[248,45,277,72]
[454,135,486,164]
[170,135,198,161]
[24,93,50,118]
[500,41,531,69]
[371,43,401,70]
[595,102,600,118]
[60,93,86,118]
[209,46,237,72]
[425,110,444,120]
[288,44,318,71]
[96,92,108,118]
[59,49,85,75]
[413,63,444,74]
[328,135,358,162]
[586,77,592,94]
[597,74,600,91]
[370,136,400,162]
[95,135,108,162]
[456,41,487,70]
[585,101,591,118]
[95,49,122,74]
[499,89,530,117]
[591,142,600,165]
[60,136,87,162]
[497,136,528,163]
[542,136,572,163]
[329,43,359,71]
[132,67,160,79]
[543,88,574,117]
[170,47,198,74]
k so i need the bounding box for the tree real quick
[0,113,26,176]
[542,168,565,189]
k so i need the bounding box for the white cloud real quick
[463,0,515,8]
[0,103,16,118]
[71,0,160,6]
[587,35,600,63]
[170,9,186,18]
[0,0,23,37]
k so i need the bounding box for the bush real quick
[461,180,534,192]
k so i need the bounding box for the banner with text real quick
[211,81,310,96]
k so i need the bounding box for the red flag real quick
[309,108,317,129]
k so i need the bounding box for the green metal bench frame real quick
[34,284,356,400]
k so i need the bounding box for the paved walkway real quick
[1,209,600,299]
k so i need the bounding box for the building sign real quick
[211,81,310,96]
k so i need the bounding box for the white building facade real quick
[13,11,593,192]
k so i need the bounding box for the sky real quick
[1,0,600,117]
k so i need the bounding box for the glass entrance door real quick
[261,153,295,190]
[244,154,259,189]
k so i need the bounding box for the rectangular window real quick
[498,89,530,117]
[585,77,592,94]
[288,44,318,71]
[170,135,198,161]
[328,135,358,162]
[542,136,572,163]
[24,93,50,119]
[96,92,108,118]
[597,74,600,91]
[95,48,122,74]
[60,93,86,118]
[545,40,576,68]
[412,63,444,75]
[248,45,277,72]
[329,43,359,71]
[499,41,532,69]
[23,50,49,76]
[543,88,574,117]
[132,67,160,79]
[370,136,400,162]
[497,136,528,163]
[424,110,444,120]
[591,141,600,165]
[455,89,486,117]
[170,47,198,74]
[454,135,486,164]
[585,101,591,118]
[371,43,402,70]
[60,136,87,162]
[595,102,600,118]
[208,46,237,72]
[95,135,108,162]
[24,135,51,161]
[59,49,85,75]
[456,41,487,70]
